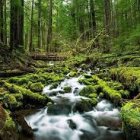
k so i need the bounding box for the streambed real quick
[25,73,125,140]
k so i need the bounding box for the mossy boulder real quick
[121,100,140,140]
[4,82,52,109]
[79,86,98,106]
[110,67,140,93]
[49,83,59,90]
[29,82,44,92]
[78,78,92,85]
[92,75,124,104]
[3,94,22,110]
[63,86,72,93]
[73,98,94,113]
[69,71,77,77]
[88,93,98,105]
[79,85,96,97]
[9,77,28,86]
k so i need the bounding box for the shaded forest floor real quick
[0,50,140,139]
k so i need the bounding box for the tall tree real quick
[47,0,53,52]
[29,0,34,52]
[103,0,112,52]
[89,0,97,38]
[4,0,7,44]
[104,0,111,36]
[38,0,41,49]
[0,0,4,43]
[10,0,24,51]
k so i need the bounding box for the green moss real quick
[63,86,72,93]
[3,94,22,110]
[89,93,98,105]
[69,71,77,77]
[79,86,98,105]
[110,67,140,93]
[9,77,28,85]
[0,110,18,140]
[99,92,104,98]
[74,98,94,113]
[4,82,51,107]
[79,85,96,97]
[107,81,124,90]
[50,83,59,90]
[13,93,23,100]
[84,74,92,79]
[127,58,140,67]
[119,90,130,98]
[4,111,16,129]
[92,75,122,103]
[78,78,92,85]
[121,100,140,127]
[121,100,140,140]
[29,82,44,92]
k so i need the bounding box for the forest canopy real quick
[0,0,140,54]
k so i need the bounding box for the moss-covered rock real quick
[49,83,59,90]
[88,93,98,105]
[73,98,94,113]
[29,82,44,92]
[9,77,28,86]
[4,82,52,109]
[78,78,92,85]
[79,85,96,96]
[110,67,140,93]
[79,86,98,105]
[63,86,72,93]
[121,100,140,140]
[69,71,77,77]
[92,75,124,103]
[3,94,22,110]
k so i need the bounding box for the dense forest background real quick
[0,0,140,54]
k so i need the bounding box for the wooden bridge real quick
[30,53,67,61]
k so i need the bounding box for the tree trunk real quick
[10,0,24,51]
[103,0,112,52]
[104,0,111,35]
[29,0,34,52]
[89,0,96,38]
[0,0,4,43]
[4,0,7,44]
[38,0,41,50]
[46,0,53,52]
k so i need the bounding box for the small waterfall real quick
[25,74,124,140]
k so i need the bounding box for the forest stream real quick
[25,69,124,140]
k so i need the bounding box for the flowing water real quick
[25,73,125,140]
